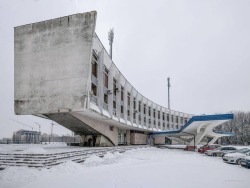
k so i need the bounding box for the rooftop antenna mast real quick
[167,77,171,109]
[108,28,114,59]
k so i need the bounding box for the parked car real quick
[205,146,237,157]
[222,149,250,164]
[198,144,220,153]
[240,153,250,169]
[221,148,250,157]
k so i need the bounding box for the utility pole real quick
[51,121,54,143]
[167,77,171,109]
[35,122,41,133]
[108,28,114,59]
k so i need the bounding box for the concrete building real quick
[12,129,41,144]
[14,11,233,147]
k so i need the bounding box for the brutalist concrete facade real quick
[14,11,193,146]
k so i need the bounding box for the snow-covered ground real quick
[0,143,82,154]
[0,146,249,188]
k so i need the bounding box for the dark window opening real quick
[91,83,97,96]
[103,66,109,88]
[133,98,136,109]
[104,93,108,104]
[113,78,117,96]
[91,52,98,77]
[121,86,124,101]
[127,92,130,105]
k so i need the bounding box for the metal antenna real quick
[167,77,171,109]
[108,28,114,59]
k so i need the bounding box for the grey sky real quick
[0,0,250,138]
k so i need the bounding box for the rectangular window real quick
[163,113,165,120]
[127,92,130,105]
[167,114,169,121]
[121,105,124,113]
[176,116,179,123]
[113,78,117,96]
[153,109,156,118]
[184,118,188,123]
[104,93,108,104]
[127,110,130,116]
[91,83,97,96]
[171,115,174,122]
[143,104,146,114]
[133,98,136,109]
[91,52,98,77]
[138,101,141,112]
[103,66,109,88]
[121,86,124,101]
[113,101,116,109]
[158,111,160,119]
[148,107,151,116]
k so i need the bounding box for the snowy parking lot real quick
[0,145,249,188]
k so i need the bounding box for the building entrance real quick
[118,129,127,145]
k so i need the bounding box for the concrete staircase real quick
[0,145,150,170]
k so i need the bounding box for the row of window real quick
[91,51,188,128]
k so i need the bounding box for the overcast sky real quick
[0,0,250,138]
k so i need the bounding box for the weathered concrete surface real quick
[14,11,196,147]
[153,135,165,145]
[14,12,97,115]
[130,133,147,145]
[71,112,118,146]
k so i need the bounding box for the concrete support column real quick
[208,136,219,144]
[123,82,128,122]
[116,74,121,119]
[108,64,114,117]
[129,88,133,125]
[97,50,104,112]
[160,107,163,130]
[135,92,139,127]
[155,107,159,130]
[145,99,149,129]
[189,131,206,146]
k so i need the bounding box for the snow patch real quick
[84,154,104,164]
[21,147,47,154]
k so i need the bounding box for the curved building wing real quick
[14,11,233,146]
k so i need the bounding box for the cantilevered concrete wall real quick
[14,12,97,115]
